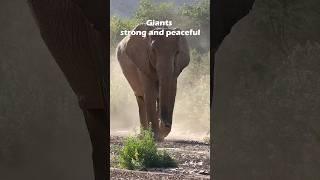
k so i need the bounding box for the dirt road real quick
[110,136,210,180]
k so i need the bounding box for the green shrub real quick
[118,129,177,170]
[134,0,176,22]
[203,136,210,144]
[110,16,137,48]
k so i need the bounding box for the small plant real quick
[118,129,177,170]
[203,136,210,144]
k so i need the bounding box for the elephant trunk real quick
[158,77,177,138]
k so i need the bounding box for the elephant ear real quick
[174,29,190,76]
[125,24,154,76]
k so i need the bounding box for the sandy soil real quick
[110,136,210,180]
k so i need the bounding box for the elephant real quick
[27,0,107,180]
[212,0,255,179]
[116,24,190,140]
[212,0,256,104]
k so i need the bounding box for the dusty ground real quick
[110,136,210,180]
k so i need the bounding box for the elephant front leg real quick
[156,97,160,120]
[141,76,160,140]
[136,96,148,131]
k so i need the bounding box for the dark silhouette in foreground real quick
[212,0,255,179]
[213,0,320,180]
[28,0,107,179]
[212,0,255,103]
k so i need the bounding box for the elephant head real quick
[125,24,190,139]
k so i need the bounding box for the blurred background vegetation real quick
[110,0,210,51]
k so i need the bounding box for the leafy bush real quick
[110,0,210,52]
[135,0,176,22]
[110,16,137,48]
[119,129,177,170]
[203,136,210,144]
[179,0,210,29]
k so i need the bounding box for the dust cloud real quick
[110,51,210,141]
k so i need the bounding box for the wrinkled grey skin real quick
[116,24,190,140]
[27,0,107,180]
[214,1,320,180]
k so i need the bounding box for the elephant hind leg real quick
[136,96,148,130]
[82,109,107,180]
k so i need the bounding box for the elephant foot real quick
[137,126,162,142]
[154,133,165,142]
[159,120,171,138]
[137,131,164,142]
[138,123,167,142]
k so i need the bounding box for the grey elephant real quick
[116,24,190,140]
[27,0,107,179]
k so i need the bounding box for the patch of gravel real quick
[110,168,210,180]
[110,136,210,179]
